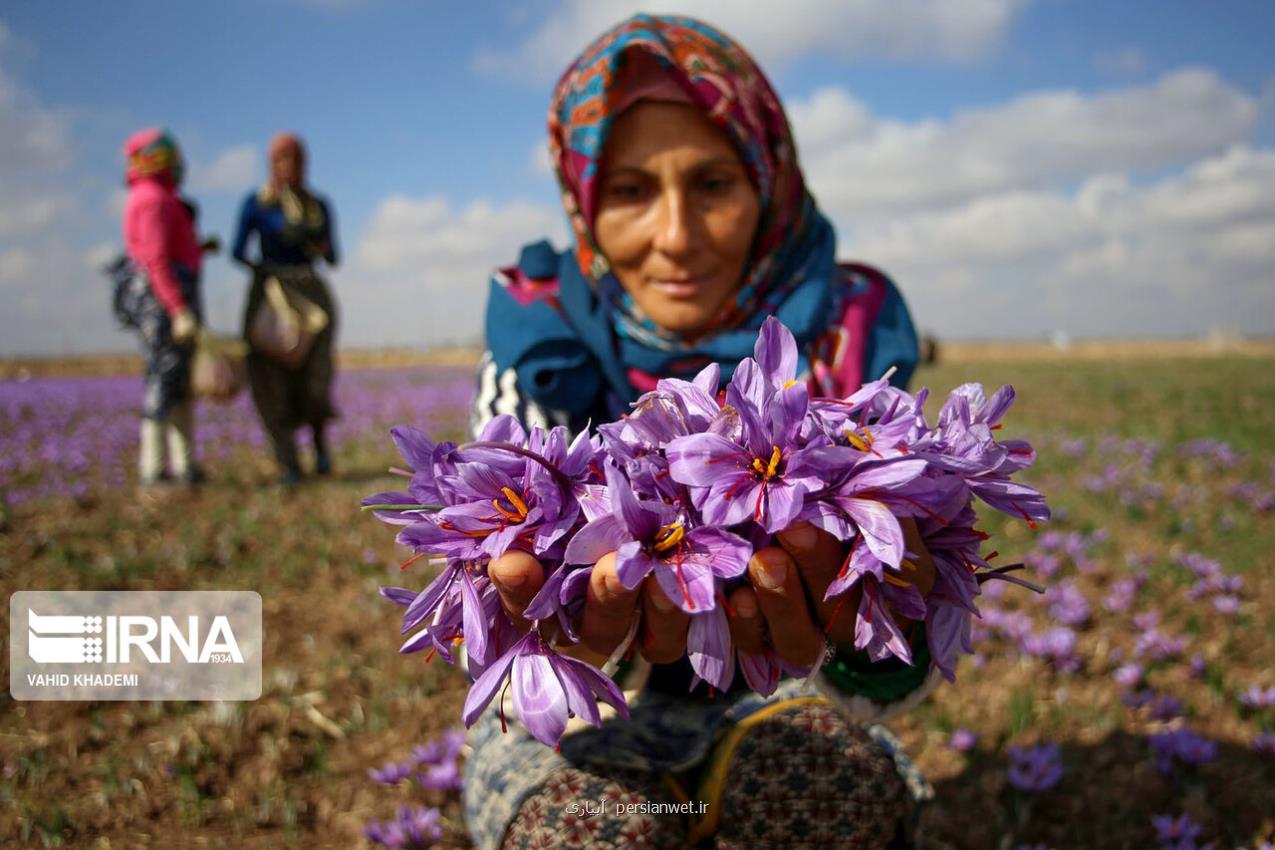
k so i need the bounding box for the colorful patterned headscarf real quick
[486,14,846,416]
[547,13,834,349]
[124,128,184,186]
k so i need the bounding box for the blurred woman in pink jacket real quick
[120,128,206,487]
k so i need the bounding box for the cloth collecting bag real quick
[248,275,329,368]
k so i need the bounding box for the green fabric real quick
[822,623,932,703]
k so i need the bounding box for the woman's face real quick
[272,149,302,187]
[593,101,761,337]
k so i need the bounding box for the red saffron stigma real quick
[400,551,427,571]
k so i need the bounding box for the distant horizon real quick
[5,329,1275,368]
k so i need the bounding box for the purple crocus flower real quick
[367,760,416,785]
[417,759,462,792]
[409,728,466,766]
[1006,743,1064,792]
[363,804,443,849]
[1239,685,1275,709]
[666,318,830,533]
[1149,728,1217,773]
[461,630,629,747]
[1114,662,1144,689]
[565,465,751,613]
[1046,580,1091,627]
[1152,813,1203,850]
[949,728,978,752]
[1252,732,1275,758]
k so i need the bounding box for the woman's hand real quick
[488,517,936,673]
[488,552,689,670]
[732,519,936,668]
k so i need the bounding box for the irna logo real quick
[27,609,244,665]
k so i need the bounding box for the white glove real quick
[171,308,198,344]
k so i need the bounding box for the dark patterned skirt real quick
[241,264,338,436]
[123,266,200,420]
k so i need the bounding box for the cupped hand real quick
[488,517,936,674]
[730,518,936,669]
[487,551,690,669]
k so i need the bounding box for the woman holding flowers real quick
[232,133,340,485]
[455,15,946,850]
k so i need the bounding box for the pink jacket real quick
[123,177,202,317]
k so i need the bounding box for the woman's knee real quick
[714,702,909,850]
[500,765,687,850]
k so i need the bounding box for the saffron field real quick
[1,354,1273,849]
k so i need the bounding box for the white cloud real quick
[0,66,73,175]
[1093,46,1146,76]
[476,0,1025,80]
[188,144,259,193]
[0,191,76,237]
[790,68,1258,220]
[339,194,567,347]
[846,146,1275,339]
[81,241,118,272]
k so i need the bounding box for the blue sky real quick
[1,0,1273,355]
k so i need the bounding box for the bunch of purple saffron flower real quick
[364,317,1049,747]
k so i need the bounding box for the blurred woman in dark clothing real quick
[232,132,339,485]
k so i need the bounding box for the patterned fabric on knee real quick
[709,700,909,850]
[500,765,688,850]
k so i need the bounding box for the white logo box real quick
[10,591,262,701]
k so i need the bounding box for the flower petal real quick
[512,651,570,747]
[461,631,528,727]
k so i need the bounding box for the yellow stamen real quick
[766,446,782,478]
[845,428,874,452]
[654,522,685,552]
[782,379,801,390]
[492,486,530,522]
[883,572,912,588]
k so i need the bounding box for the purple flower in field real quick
[1133,611,1160,631]
[1123,689,1156,710]
[461,630,629,747]
[417,759,462,792]
[1252,733,1275,758]
[1114,663,1144,689]
[1046,580,1090,626]
[949,728,978,752]
[367,760,416,785]
[409,728,466,766]
[1146,693,1186,723]
[1006,743,1064,792]
[1150,728,1217,773]
[1213,595,1239,615]
[1059,437,1087,457]
[363,804,443,849]
[1135,628,1186,662]
[1152,813,1203,850]
[1021,627,1081,672]
[1189,655,1207,679]
[1238,685,1275,709]
[1105,577,1139,613]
